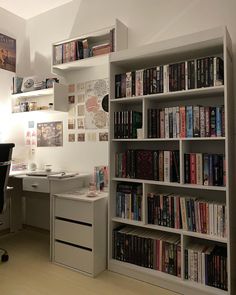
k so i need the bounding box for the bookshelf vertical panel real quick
[224,29,234,295]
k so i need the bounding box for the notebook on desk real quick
[26,171,62,177]
[47,172,78,179]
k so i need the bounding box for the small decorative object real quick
[29,102,37,111]
[21,77,36,92]
[28,162,37,171]
[44,164,52,172]
[101,94,109,112]
[46,78,59,89]
[137,128,144,139]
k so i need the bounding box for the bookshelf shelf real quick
[112,137,225,142]
[112,217,227,243]
[112,178,226,191]
[109,259,228,295]
[110,85,224,104]
[109,26,234,295]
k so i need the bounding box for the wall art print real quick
[0,33,16,72]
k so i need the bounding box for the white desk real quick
[7,172,90,232]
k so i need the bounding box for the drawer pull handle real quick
[31,184,38,188]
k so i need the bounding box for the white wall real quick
[3,0,236,172]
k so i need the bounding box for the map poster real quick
[84,79,109,129]
[0,33,16,72]
[37,121,63,147]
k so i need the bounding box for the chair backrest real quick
[0,143,15,213]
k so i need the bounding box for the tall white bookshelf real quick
[108,27,234,295]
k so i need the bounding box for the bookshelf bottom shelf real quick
[108,259,228,295]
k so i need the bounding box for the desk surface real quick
[10,171,90,181]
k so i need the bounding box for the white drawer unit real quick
[51,191,107,277]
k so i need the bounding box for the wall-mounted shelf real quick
[51,19,128,78]
[11,83,68,113]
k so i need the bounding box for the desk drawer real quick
[23,177,49,193]
[55,197,92,223]
[55,219,92,248]
[54,241,92,274]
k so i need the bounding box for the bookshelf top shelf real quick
[110,85,224,104]
[110,26,231,69]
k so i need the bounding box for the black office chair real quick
[0,143,15,262]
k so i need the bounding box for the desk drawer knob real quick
[31,184,38,188]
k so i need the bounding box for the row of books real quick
[184,153,225,187]
[115,150,180,183]
[53,29,114,65]
[115,56,224,98]
[116,183,142,221]
[113,226,181,277]
[147,193,227,238]
[147,105,225,139]
[114,110,142,139]
[185,244,227,291]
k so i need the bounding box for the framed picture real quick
[0,33,16,72]
[37,121,63,147]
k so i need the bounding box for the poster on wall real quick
[0,33,16,72]
[37,121,63,147]
[77,79,109,130]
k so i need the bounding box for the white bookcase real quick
[108,27,234,295]
[51,19,128,80]
[11,83,68,113]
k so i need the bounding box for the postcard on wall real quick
[77,118,85,129]
[68,133,75,142]
[68,118,76,129]
[37,121,63,147]
[68,95,75,104]
[68,84,75,93]
[0,33,16,72]
[99,132,108,141]
[77,133,85,142]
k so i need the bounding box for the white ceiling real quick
[0,0,73,19]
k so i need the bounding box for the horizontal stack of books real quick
[184,153,225,186]
[115,149,180,182]
[115,56,224,98]
[147,193,227,238]
[116,183,142,221]
[113,226,181,277]
[147,105,224,138]
[185,244,227,291]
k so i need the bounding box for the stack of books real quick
[116,183,142,221]
[147,105,224,138]
[113,226,181,277]
[185,244,227,290]
[115,149,180,183]
[147,193,227,237]
[184,153,225,186]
